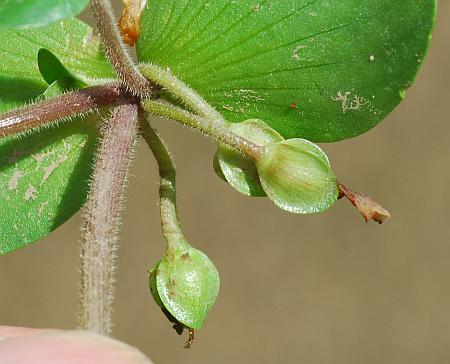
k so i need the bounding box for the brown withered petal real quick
[118,0,147,46]
[338,183,391,224]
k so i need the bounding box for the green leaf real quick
[215,119,283,197]
[38,48,86,88]
[137,0,436,142]
[154,243,220,329]
[41,78,81,99]
[0,19,114,254]
[0,118,99,255]
[0,0,90,29]
[0,18,115,113]
[256,139,338,213]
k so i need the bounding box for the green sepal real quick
[148,261,165,308]
[212,153,227,182]
[256,139,338,214]
[215,119,284,197]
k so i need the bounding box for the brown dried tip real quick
[338,183,391,224]
[183,328,195,349]
[118,0,147,46]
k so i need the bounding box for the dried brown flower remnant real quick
[338,183,391,224]
[184,329,195,349]
[119,0,147,46]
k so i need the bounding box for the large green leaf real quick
[0,18,115,113]
[137,0,436,142]
[0,0,90,29]
[0,19,115,254]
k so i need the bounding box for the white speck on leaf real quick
[332,91,369,114]
[222,104,235,112]
[238,89,265,102]
[24,184,37,201]
[292,45,307,61]
[38,201,49,216]
[252,4,261,12]
[83,30,94,47]
[8,170,25,191]
[40,155,68,186]
[32,150,55,163]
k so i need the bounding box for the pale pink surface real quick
[0,326,153,364]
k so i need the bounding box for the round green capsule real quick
[149,241,220,332]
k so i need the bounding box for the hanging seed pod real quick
[214,119,284,196]
[256,138,338,214]
[148,240,220,348]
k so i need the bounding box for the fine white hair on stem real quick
[140,99,263,161]
[79,101,139,335]
[0,83,124,138]
[91,0,157,97]
[139,63,224,123]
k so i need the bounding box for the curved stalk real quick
[140,100,263,161]
[139,115,185,249]
[140,115,198,349]
[91,0,157,97]
[79,101,139,335]
[140,63,224,122]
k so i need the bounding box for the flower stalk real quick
[79,101,139,335]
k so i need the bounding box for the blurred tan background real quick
[1,2,450,364]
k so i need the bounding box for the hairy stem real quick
[141,100,262,161]
[0,83,124,138]
[79,101,139,335]
[139,116,185,250]
[91,0,156,97]
[140,63,223,122]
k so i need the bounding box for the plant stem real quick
[141,100,263,161]
[79,101,139,335]
[91,0,157,97]
[139,63,224,122]
[0,83,125,138]
[139,116,186,251]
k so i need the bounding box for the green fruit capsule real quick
[148,240,220,347]
[256,139,339,214]
[215,119,284,197]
